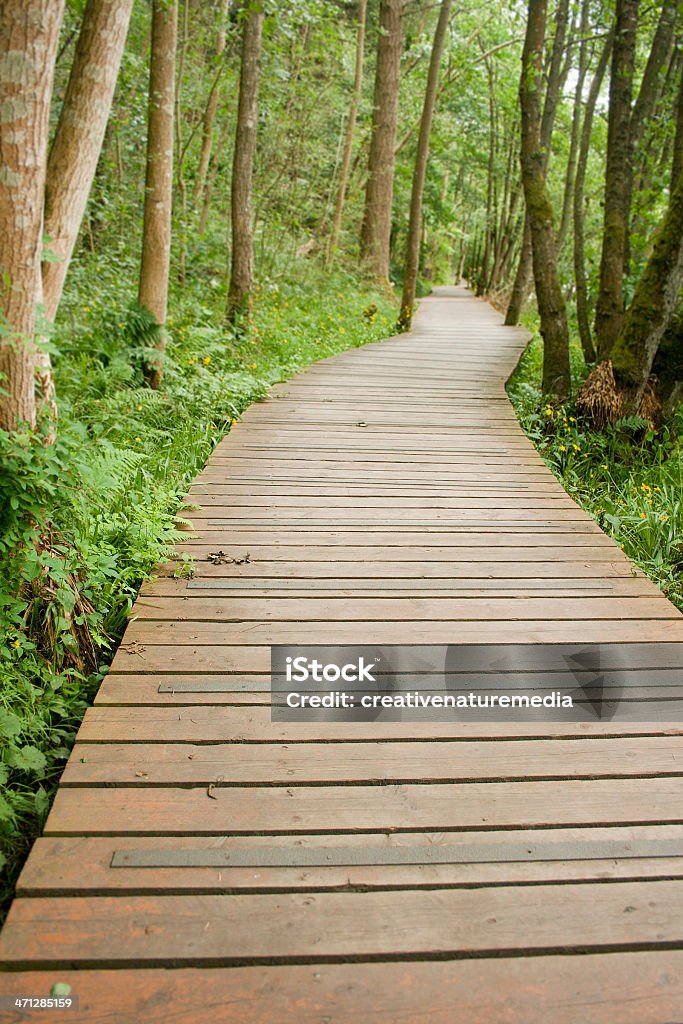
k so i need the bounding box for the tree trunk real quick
[622,1,676,272]
[594,0,638,358]
[43,0,133,323]
[519,0,570,400]
[139,0,177,389]
[609,69,683,414]
[226,3,264,322]
[557,0,589,255]
[397,0,452,330]
[0,0,64,432]
[326,0,367,267]
[573,28,613,365]
[360,0,403,285]
[504,0,569,325]
[193,0,230,206]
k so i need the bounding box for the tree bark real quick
[397,0,452,330]
[226,3,264,322]
[326,0,367,267]
[43,0,133,323]
[609,67,683,413]
[360,0,403,285]
[504,0,569,325]
[139,0,178,389]
[573,28,613,365]
[519,0,570,400]
[193,0,230,206]
[557,0,589,255]
[622,1,676,271]
[594,0,638,358]
[0,0,64,432]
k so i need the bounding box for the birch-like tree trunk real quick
[226,3,264,322]
[43,0,133,323]
[139,0,178,389]
[398,0,452,330]
[326,0,367,267]
[0,0,64,432]
[360,0,403,285]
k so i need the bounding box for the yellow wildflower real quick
[639,512,646,518]
[203,356,211,365]
[559,444,566,452]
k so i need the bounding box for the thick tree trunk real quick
[397,0,452,330]
[43,0,133,323]
[193,0,230,206]
[622,1,676,272]
[360,0,403,285]
[594,0,638,358]
[519,0,570,400]
[504,0,569,325]
[139,0,178,389]
[0,0,64,432]
[573,28,613,365]
[226,3,264,322]
[609,67,683,414]
[326,0,367,267]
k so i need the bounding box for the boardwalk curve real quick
[1,286,683,1021]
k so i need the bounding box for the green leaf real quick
[0,710,22,739]
[6,745,47,774]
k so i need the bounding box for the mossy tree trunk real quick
[594,0,638,359]
[226,2,264,323]
[504,0,569,326]
[519,0,570,400]
[397,0,452,331]
[573,26,613,365]
[139,0,177,389]
[609,70,683,414]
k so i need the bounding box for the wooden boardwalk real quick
[2,285,683,1021]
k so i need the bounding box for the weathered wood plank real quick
[43,778,683,834]
[2,881,683,966]
[17,828,683,895]
[61,737,683,785]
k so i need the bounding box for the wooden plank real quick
[93,673,683,706]
[17,828,683,895]
[43,778,683,834]
[61,737,683,785]
[127,596,678,626]
[2,880,683,966]
[75,704,683,740]
[4,954,679,1024]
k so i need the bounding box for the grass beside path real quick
[0,268,396,920]
[507,328,683,612]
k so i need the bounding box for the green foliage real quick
[508,333,683,609]
[0,261,395,920]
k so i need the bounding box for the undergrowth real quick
[0,262,395,918]
[507,329,683,610]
